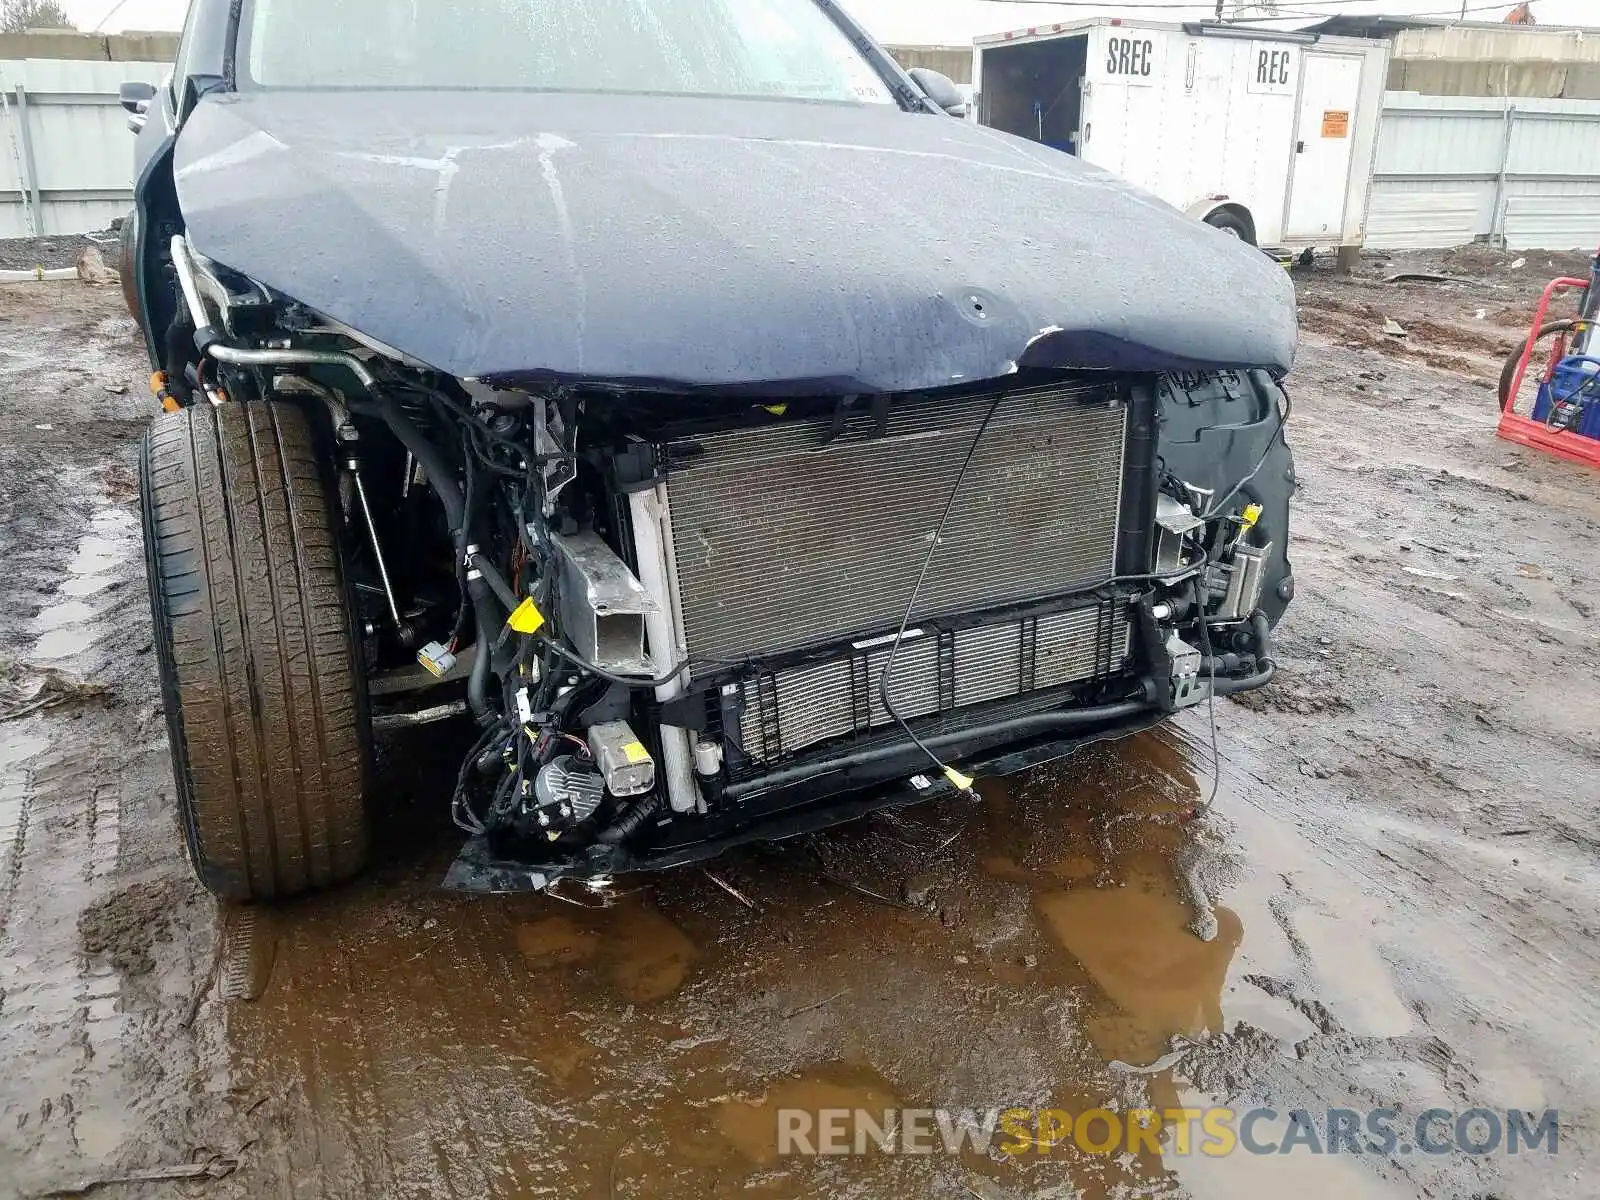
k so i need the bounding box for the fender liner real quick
[131,134,180,371]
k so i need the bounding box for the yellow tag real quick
[762,404,788,416]
[507,598,546,635]
[622,741,650,765]
[1240,504,1263,530]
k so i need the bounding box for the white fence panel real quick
[1365,189,1481,250]
[1503,195,1600,251]
[1370,93,1600,251]
[0,57,166,238]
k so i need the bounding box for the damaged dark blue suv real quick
[120,0,1294,901]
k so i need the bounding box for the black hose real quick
[466,573,501,727]
[1202,652,1243,676]
[370,393,466,536]
[597,793,664,845]
[1211,611,1277,696]
[365,394,502,719]
[468,552,521,612]
[1212,661,1276,695]
[1250,610,1274,668]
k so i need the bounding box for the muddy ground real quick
[0,248,1596,1200]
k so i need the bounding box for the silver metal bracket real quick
[547,531,660,677]
[1166,632,1209,709]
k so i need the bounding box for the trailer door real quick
[1284,52,1363,239]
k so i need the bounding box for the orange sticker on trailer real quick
[1321,110,1350,138]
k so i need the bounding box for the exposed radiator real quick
[732,600,1132,765]
[658,380,1136,771]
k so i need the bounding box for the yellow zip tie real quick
[507,597,546,635]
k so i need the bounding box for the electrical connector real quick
[942,765,980,801]
[149,371,180,414]
[942,765,974,792]
[418,641,457,679]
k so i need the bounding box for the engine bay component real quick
[660,382,1127,662]
[1210,541,1274,624]
[627,483,703,816]
[1155,495,1205,575]
[587,721,657,798]
[550,531,659,678]
[533,755,607,828]
[725,601,1131,767]
[417,641,458,679]
[693,740,724,778]
[1165,632,1207,709]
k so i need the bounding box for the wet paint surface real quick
[2,256,1599,1199]
[175,90,1297,390]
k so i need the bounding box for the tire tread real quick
[141,401,368,901]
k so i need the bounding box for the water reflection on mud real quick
[216,727,1342,1198]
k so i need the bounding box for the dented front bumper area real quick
[442,368,1291,894]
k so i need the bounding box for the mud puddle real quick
[29,498,138,665]
[196,727,1464,1199]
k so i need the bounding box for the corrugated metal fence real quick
[1368,92,1600,251]
[0,57,166,239]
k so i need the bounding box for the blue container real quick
[1532,355,1600,441]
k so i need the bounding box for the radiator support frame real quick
[649,376,1160,797]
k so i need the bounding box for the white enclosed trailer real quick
[972,19,1389,253]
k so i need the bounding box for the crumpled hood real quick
[174,89,1296,392]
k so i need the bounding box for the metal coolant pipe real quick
[168,235,210,329]
[627,484,702,815]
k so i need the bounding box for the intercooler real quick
[660,380,1135,768]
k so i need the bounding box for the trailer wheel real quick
[141,400,371,902]
[1204,208,1257,245]
[1498,320,1577,413]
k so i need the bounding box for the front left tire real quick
[141,400,372,902]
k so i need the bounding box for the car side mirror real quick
[120,80,156,133]
[907,68,966,117]
[120,80,156,114]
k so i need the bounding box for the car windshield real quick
[238,0,897,104]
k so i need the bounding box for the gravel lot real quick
[0,248,1596,1200]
